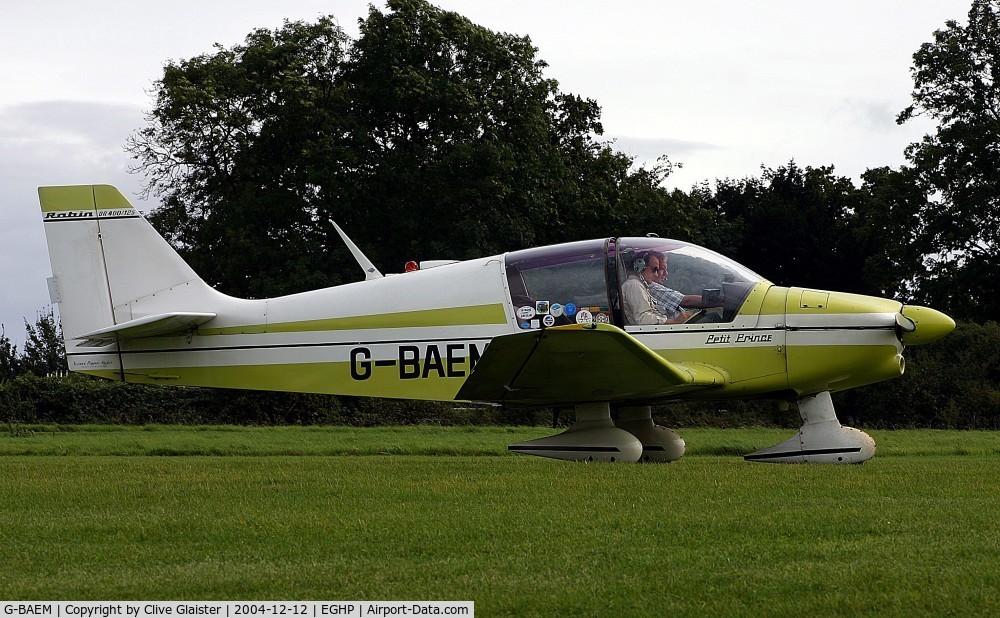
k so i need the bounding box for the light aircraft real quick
[38,185,955,464]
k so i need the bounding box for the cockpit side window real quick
[503,240,612,329]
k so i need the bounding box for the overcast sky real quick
[0,0,973,345]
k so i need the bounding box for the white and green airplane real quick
[38,185,955,464]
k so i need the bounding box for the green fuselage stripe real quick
[198,303,509,336]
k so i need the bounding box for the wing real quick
[456,323,726,405]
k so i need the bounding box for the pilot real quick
[647,250,705,322]
[622,252,672,325]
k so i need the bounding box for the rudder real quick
[39,184,217,347]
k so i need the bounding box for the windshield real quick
[617,237,764,325]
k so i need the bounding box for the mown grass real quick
[3,424,999,458]
[0,426,997,616]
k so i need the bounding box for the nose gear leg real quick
[744,391,876,464]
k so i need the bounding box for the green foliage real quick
[343,0,558,258]
[0,373,550,427]
[0,325,19,381]
[703,161,958,310]
[855,166,931,300]
[652,398,798,430]
[19,309,66,377]
[897,0,1000,321]
[840,321,1000,429]
[127,0,715,297]
[1,310,65,382]
[129,16,351,297]
[709,162,883,295]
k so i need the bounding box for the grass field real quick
[1,426,997,616]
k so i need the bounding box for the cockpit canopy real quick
[503,237,764,329]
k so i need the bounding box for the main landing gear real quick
[507,403,685,463]
[506,391,875,464]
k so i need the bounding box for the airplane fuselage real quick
[69,251,911,405]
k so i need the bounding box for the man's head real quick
[637,252,662,284]
[649,251,667,284]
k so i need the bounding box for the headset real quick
[632,251,650,274]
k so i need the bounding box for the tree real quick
[854,166,932,300]
[706,162,870,293]
[0,325,19,381]
[327,0,569,264]
[128,16,352,298]
[127,0,706,299]
[897,0,1000,321]
[21,310,67,377]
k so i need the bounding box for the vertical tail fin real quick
[38,185,219,344]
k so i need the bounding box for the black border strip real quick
[66,323,896,360]
[743,447,863,461]
[67,336,493,358]
[509,445,621,453]
[43,215,141,222]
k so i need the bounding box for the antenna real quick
[329,220,383,281]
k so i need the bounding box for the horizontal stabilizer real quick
[456,323,725,405]
[76,312,216,346]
